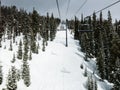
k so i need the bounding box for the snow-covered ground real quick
[0,27,112,90]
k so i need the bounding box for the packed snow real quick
[0,26,112,90]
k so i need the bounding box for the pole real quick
[0,0,1,24]
[0,0,2,39]
[66,19,68,47]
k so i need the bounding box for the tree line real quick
[68,11,120,90]
[0,5,60,90]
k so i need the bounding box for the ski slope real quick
[0,27,112,90]
[26,30,86,90]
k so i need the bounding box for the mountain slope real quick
[0,28,112,90]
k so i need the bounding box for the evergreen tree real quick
[90,76,94,90]
[0,39,2,48]
[50,13,55,41]
[110,33,120,87]
[16,70,21,81]
[45,12,50,41]
[22,61,31,87]
[23,37,29,61]
[35,43,39,54]
[97,48,105,80]
[6,66,17,90]
[42,38,45,52]
[87,76,94,90]
[87,77,92,90]
[92,12,99,57]
[0,65,3,85]
[17,40,22,59]
[94,79,97,90]
[9,40,13,51]
[102,21,110,80]
[13,35,15,43]
[29,50,32,60]
[92,12,97,30]
[30,30,37,53]
[74,16,79,40]
[100,12,103,25]
[80,64,83,69]
[31,8,40,38]
[96,28,106,80]
[84,67,87,77]
[11,53,16,63]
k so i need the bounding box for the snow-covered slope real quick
[0,28,112,90]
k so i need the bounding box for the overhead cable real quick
[66,0,71,16]
[56,0,61,19]
[87,0,120,17]
[75,0,88,15]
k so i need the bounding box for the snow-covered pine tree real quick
[11,53,16,63]
[74,16,79,40]
[35,43,39,54]
[9,40,13,51]
[3,32,6,42]
[87,77,91,90]
[80,64,83,69]
[0,64,3,85]
[87,76,94,90]
[30,30,37,53]
[6,66,17,90]
[45,12,50,41]
[13,35,15,43]
[31,8,40,38]
[17,40,22,59]
[97,48,105,80]
[84,67,87,77]
[92,12,98,57]
[29,50,32,60]
[110,33,120,88]
[90,76,94,90]
[16,70,21,81]
[22,61,31,87]
[7,26,12,40]
[23,37,29,61]
[45,40,48,46]
[50,13,56,41]
[0,39,2,48]
[94,79,97,90]
[42,38,45,52]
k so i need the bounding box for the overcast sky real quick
[2,0,120,21]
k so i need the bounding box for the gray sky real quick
[2,0,120,21]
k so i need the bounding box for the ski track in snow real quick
[0,27,112,90]
[28,30,86,90]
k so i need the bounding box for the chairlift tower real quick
[0,0,3,38]
[0,0,2,28]
[66,19,68,47]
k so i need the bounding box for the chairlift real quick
[78,24,93,32]
[78,23,93,44]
